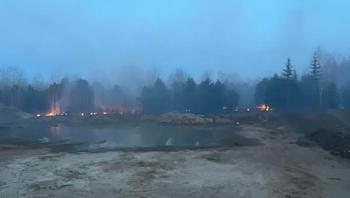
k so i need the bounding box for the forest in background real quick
[0,49,350,114]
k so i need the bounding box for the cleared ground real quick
[1,122,350,198]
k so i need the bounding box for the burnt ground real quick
[1,112,350,197]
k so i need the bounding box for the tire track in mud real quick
[281,165,324,198]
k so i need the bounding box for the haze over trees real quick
[67,79,95,113]
[255,51,341,111]
[0,49,349,114]
[0,67,49,113]
[139,77,239,114]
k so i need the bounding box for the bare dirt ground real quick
[1,124,350,198]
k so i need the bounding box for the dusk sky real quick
[0,0,350,82]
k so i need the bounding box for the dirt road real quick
[1,124,350,198]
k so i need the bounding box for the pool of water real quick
[0,124,260,152]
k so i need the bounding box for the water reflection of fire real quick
[257,104,271,111]
[50,124,61,135]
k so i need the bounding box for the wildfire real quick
[257,104,271,111]
[46,102,61,116]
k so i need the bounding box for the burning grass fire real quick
[46,102,61,117]
[36,105,141,118]
[257,104,272,112]
[35,101,64,117]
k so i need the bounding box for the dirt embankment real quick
[159,112,239,125]
[159,113,214,124]
[280,110,350,159]
[305,129,350,158]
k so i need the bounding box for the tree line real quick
[1,49,350,114]
[255,52,346,111]
[0,68,95,114]
[139,78,239,114]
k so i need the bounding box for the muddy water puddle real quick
[0,124,260,152]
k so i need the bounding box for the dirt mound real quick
[282,110,350,134]
[307,129,350,158]
[159,113,213,125]
[213,117,236,124]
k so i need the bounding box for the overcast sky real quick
[0,0,350,82]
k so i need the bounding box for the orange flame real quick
[257,104,271,111]
[46,102,61,116]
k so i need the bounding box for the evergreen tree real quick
[310,51,322,81]
[182,78,197,112]
[282,58,294,80]
[306,51,323,109]
[282,58,297,110]
[139,78,171,114]
[196,78,213,113]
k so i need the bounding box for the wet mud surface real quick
[0,123,260,153]
[1,123,350,198]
